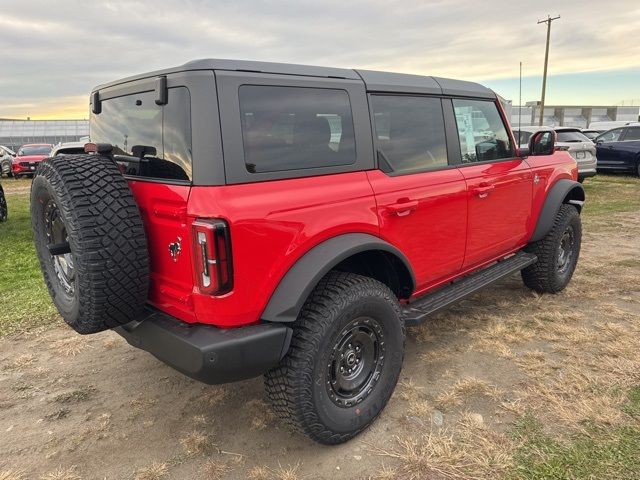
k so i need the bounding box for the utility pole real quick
[537,14,560,126]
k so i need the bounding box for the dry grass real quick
[8,353,35,369]
[436,378,500,411]
[373,417,513,480]
[133,462,168,480]
[180,430,213,455]
[51,337,88,356]
[247,466,271,480]
[202,459,232,478]
[0,471,25,480]
[245,399,276,431]
[39,466,81,480]
[198,387,229,407]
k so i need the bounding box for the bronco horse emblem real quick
[168,237,182,262]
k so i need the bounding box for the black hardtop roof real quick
[92,58,495,99]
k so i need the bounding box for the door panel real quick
[367,169,467,289]
[460,160,532,268]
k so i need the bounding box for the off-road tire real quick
[31,154,149,334]
[264,271,405,444]
[521,204,581,293]
[0,185,7,221]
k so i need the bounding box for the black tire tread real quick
[521,204,581,293]
[31,154,149,334]
[264,271,404,445]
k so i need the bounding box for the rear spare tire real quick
[31,154,149,334]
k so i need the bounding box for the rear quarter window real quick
[90,87,192,181]
[238,85,356,173]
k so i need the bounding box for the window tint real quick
[556,130,591,142]
[371,95,448,174]
[624,127,640,141]
[18,145,51,156]
[238,85,356,173]
[597,128,623,142]
[453,99,512,163]
[90,88,192,181]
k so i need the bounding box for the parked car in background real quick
[595,125,640,176]
[1,146,16,177]
[513,126,596,181]
[12,144,52,179]
[588,121,640,132]
[581,129,601,141]
[51,141,87,156]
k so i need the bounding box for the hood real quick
[14,154,49,162]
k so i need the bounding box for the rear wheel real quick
[265,271,405,444]
[521,204,581,293]
[31,154,149,334]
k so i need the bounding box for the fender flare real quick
[260,233,416,323]
[530,179,585,242]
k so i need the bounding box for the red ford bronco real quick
[31,59,584,444]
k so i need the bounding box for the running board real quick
[401,252,537,327]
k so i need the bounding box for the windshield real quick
[18,145,51,156]
[555,130,591,143]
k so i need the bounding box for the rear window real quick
[371,95,448,174]
[90,87,192,181]
[19,145,51,156]
[555,130,590,143]
[238,85,356,173]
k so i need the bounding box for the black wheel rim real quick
[325,317,385,408]
[557,225,575,274]
[43,200,75,294]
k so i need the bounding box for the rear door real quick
[449,98,533,269]
[367,95,467,291]
[596,128,626,168]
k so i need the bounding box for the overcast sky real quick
[1,0,639,119]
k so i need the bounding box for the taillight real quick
[192,219,233,295]
[556,145,570,151]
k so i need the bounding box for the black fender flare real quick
[260,233,416,323]
[530,179,585,242]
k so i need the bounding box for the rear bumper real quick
[115,309,292,385]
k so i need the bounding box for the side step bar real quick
[401,252,537,326]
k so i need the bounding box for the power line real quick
[537,14,560,126]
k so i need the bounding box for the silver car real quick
[513,126,597,182]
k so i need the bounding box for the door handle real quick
[386,200,419,217]
[472,184,495,199]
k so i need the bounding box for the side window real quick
[453,99,513,163]
[597,128,624,142]
[371,95,448,174]
[90,87,192,181]
[238,85,356,173]
[624,127,640,141]
[513,130,532,146]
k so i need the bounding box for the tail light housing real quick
[556,145,570,151]
[192,219,233,295]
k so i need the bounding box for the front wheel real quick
[265,271,405,444]
[522,204,582,293]
[0,185,7,222]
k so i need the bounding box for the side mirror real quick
[528,130,556,156]
[595,139,603,145]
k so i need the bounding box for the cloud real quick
[0,0,638,118]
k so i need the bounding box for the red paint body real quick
[12,144,53,175]
[128,150,577,328]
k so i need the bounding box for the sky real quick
[1,0,639,119]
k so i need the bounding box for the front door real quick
[367,95,467,291]
[595,127,626,169]
[450,98,533,269]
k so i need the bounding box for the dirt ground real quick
[1,206,639,479]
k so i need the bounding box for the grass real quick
[0,178,57,336]
[581,174,640,217]
[511,411,640,479]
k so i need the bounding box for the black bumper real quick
[114,310,292,385]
